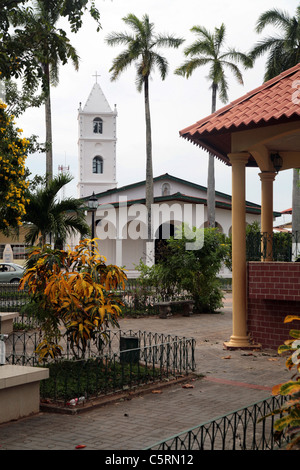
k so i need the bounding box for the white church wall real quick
[97,237,115,265]
[245,212,262,227]
[122,238,147,271]
[154,179,206,199]
[214,207,261,235]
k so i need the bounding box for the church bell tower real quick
[77,75,117,198]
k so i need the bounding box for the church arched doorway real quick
[154,222,175,263]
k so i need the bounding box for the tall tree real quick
[106,13,184,243]
[251,6,300,81]
[23,173,90,247]
[250,6,300,239]
[3,78,44,118]
[0,100,29,235]
[12,1,80,183]
[0,0,100,87]
[175,23,252,227]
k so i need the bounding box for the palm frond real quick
[264,42,292,81]
[109,49,136,81]
[43,173,73,199]
[255,8,291,33]
[175,58,211,78]
[62,215,90,238]
[221,48,253,69]
[251,6,300,80]
[214,23,226,55]
[24,226,40,246]
[123,13,149,38]
[218,74,229,104]
[190,25,212,42]
[155,34,184,49]
[184,38,214,58]
[152,52,168,80]
[134,73,144,93]
[251,36,284,60]
[221,60,244,85]
[105,32,134,47]
[176,22,249,104]
[107,14,183,89]
[23,174,89,246]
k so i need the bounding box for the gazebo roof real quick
[180,63,300,167]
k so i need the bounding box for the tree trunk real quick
[207,83,217,227]
[44,63,53,184]
[144,76,153,241]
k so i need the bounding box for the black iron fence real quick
[247,231,299,262]
[0,283,29,313]
[5,328,196,367]
[4,328,196,404]
[145,395,289,451]
[0,280,180,317]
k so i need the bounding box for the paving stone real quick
[0,294,291,451]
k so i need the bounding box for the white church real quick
[72,80,276,278]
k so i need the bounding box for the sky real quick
[14,0,300,225]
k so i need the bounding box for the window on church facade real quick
[93,156,103,174]
[162,183,170,196]
[93,117,103,134]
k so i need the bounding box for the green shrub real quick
[40,357,161,402]
[138,225,231,313]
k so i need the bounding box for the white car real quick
[0,263,24,283]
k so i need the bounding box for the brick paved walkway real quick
[0,294,291,451]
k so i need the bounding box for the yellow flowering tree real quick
[20,239,127,361]
[0,100,29,234]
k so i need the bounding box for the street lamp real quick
[87,192,98,242]
[270,152,283,173]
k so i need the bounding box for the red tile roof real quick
[180,63,300,165]
[281,208,292,214]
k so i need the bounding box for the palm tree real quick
[251,6,300,239]
[175,23,252,227]
[13,1,80,183]
[23,173,90,247]
[106,13,184,242]
[251,6,300,81]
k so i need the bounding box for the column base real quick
[224,335,261,350]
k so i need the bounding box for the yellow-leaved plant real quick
[19,239,127,361]
[262,316,300,450]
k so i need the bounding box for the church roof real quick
[80,173,280,217]
[83,82,114,114]
[95,192,280,217]
[81,173,235,202]
[180,63,300,165]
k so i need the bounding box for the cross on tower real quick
[93,71,100,83]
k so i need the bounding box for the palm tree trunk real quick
[207,83,217,227]
[144,76,153,241]
[44,63,53,184]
